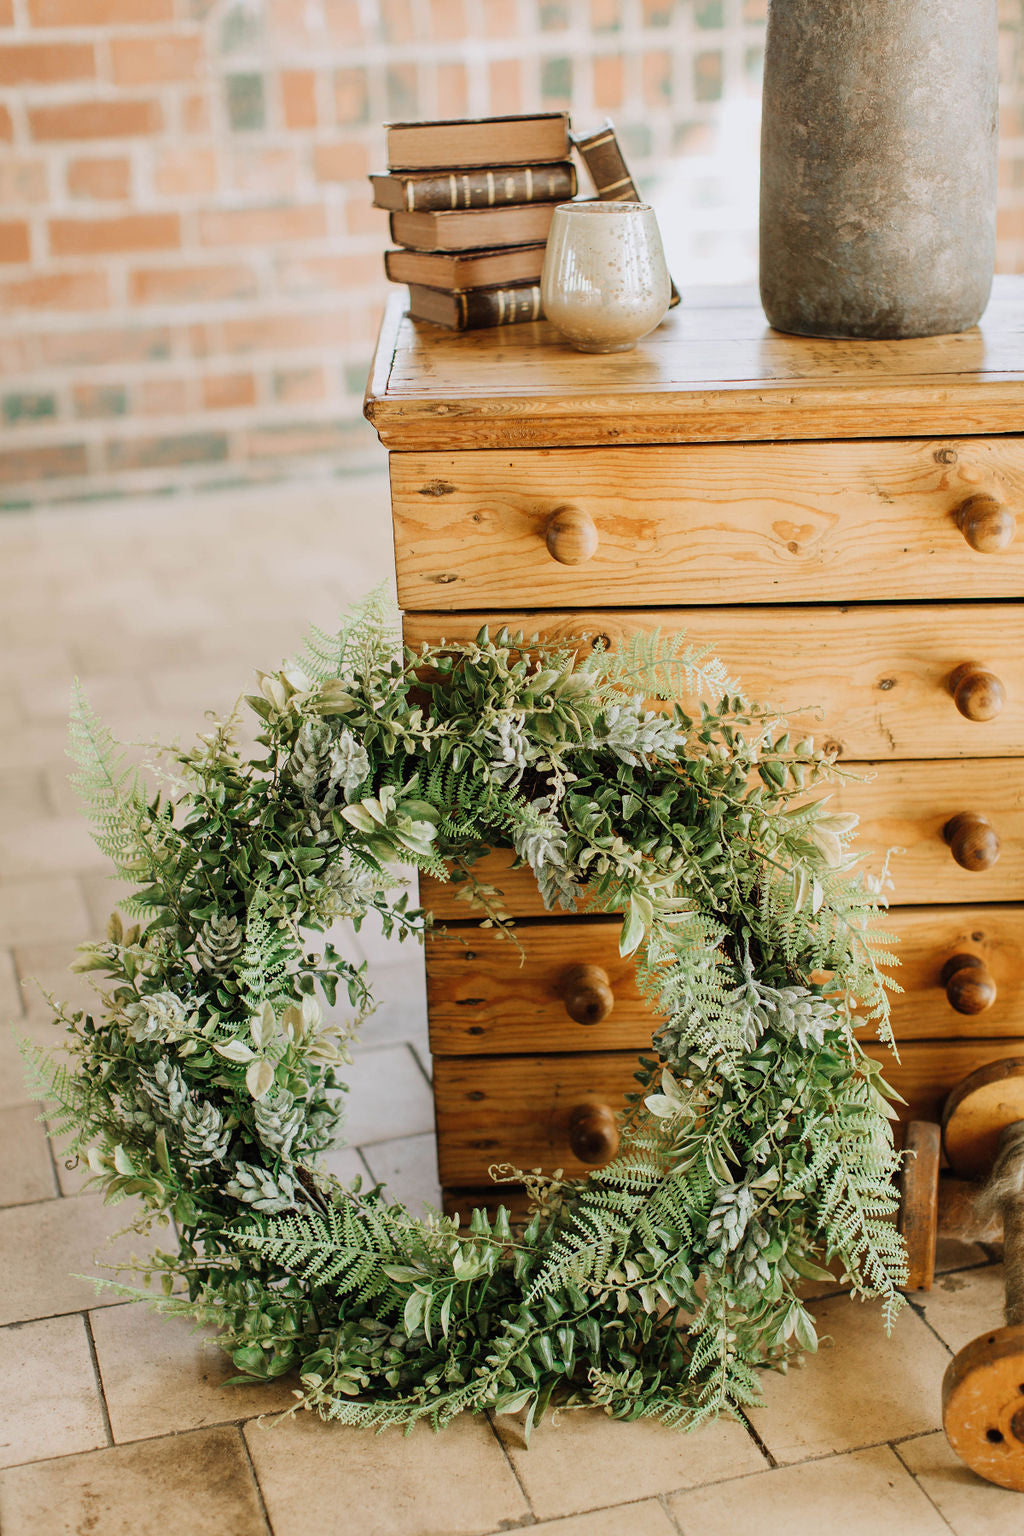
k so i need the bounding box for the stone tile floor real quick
[0,474,1021,1533]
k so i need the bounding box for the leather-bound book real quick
[407,283,544,331]
[386,113,571,171]
[389,202,558,252]
[384,244,548,289]
[572,123,681,307]
[371,161,576,213]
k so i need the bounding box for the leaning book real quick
[573,121,681,308]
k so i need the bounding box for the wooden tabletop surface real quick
[364,277,1024,450]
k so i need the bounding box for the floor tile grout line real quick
[81,1310,115,1449]
[888,1426,952,1449]
[0,1189,101,1213]
[890,1440,959,1534]
[40,1107,68,1201]
[902,1294,956,1359]
[408,1038,434,1091]
[0,1408,299,1474]
[484,1411,537,1523]
[738,1408,778,1469]
[237,1424,276,1536]
[658,1490,686,1535]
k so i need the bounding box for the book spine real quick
[390,203,556,252]
[403,162,576,213]
[572,125,681,307]
[459,284,544,328]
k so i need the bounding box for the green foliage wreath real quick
[29,595,908,1436]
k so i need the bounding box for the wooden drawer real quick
[831,760,1024,902]
[403,605,1024,761]
[422,758,1024,917]
[426,907,1024,1053]
[434,1038,1024,1187]
[433,1051,647,1185]
[427,920,648,1055]
[391,437,1024,609]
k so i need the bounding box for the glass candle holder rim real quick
[553,199,653,215]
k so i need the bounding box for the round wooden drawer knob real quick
[561,964,614,1025]
[568,1102,619,1165]
[941,953,997,1015]
[545,505,598,565]
[944,812,1001,872]
[949,663,1006,722]
[955,494,1017,554]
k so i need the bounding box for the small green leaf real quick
[214,1040,255,1063]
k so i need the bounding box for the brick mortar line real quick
[0,400,368,433]
[0,452,383,507]
[0,49,778,103]
[0,29,773,69]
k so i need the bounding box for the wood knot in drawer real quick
[418,479,456,497]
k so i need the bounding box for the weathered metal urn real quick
[759,0,998,339]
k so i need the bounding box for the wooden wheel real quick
[942,1058,1024,1179]
[943,1325,1024,1492]
[897,1121,941,1290]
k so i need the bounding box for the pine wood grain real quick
[432,1051,648,1185]
[379,278,1024,1185]
[403,607,1024,761]
[366,282,1024,449]
[391,438,1024,607]
[432,1038,1024,1186]
[425,905,1024,1052]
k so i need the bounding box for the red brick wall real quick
[1,0,1023,507]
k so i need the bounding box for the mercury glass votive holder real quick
[540,201,671,354]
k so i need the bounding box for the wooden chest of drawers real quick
[365,279,1024,1213]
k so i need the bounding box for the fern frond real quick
[67,683,165,885]
[589,629,739,703]
[297,586,399,684]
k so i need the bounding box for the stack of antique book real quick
[372,112,574,331]
[371,113,679,331]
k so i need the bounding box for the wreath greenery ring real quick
[30,596,907,1436]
